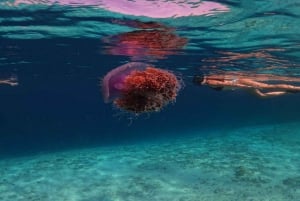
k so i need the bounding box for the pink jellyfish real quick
[102,62,181,114]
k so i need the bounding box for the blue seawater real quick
[0,0,300,200]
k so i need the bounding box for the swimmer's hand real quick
[0,77,18,86]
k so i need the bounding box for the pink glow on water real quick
[98,0,229,18]
[12,0,229,18]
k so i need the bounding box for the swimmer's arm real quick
[252,89,286,98]
[0,79,18,86]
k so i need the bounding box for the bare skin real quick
[195,73,300,98]
[0,77,18,86]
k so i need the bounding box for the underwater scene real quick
[1,0,300,200]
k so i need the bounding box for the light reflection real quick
[200,48,292,73]
[203,48,286,63]
[10,0,229,18]
[102,20,187,60]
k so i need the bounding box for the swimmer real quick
[193,72,300,98]
[0,77,18,86]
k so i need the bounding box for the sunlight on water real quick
[0,0,299,54]
[0,0,300,77]
[2,0,229,18]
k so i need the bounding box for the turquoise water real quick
[1,124,300,200]
[0,0,300,200]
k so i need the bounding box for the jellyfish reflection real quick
[102,62,181,114]
[102,21,188,60]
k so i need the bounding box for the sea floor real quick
[1,122,300,201]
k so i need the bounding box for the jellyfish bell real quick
[102,62,182,114]
[102,62,148,103]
